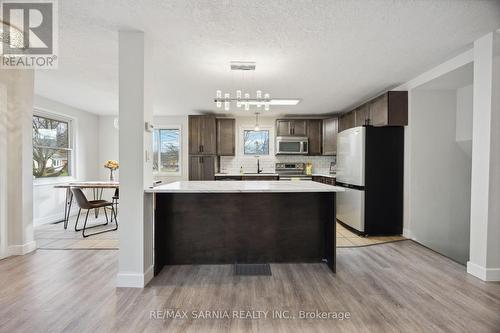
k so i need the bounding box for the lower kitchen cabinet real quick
[215,175,279,181]
[242,175,279,181]
[189,155,215,180]
[312,176,336,186]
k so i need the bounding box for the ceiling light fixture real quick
[254,112,260,131]
[215,61,271,112]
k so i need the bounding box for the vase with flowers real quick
[104,160,119,181]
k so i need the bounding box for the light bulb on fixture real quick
[244,93,250,111]
[216,90,222,108]
[264,93,270,111]
[224,93,230,111]
[236,90,242,108]
[256,90,262,108]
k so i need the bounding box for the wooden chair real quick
[71,188,118,237]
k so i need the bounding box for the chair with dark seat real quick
[71,187,118,237]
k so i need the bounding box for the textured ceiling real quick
[34,0,500,116]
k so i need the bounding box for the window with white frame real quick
[32,113,73,178]
[153,127,181,174]
[243,129,269,155]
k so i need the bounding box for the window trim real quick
[153,124,182,176]
[33,108,76,185]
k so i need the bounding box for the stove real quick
[275,162,312,181]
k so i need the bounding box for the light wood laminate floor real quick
[0,240,499,332]
[34,218,402,250]
[35,211,119,250]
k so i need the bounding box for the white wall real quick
[456,85,473,142]
[410,88,472,264]
[0,69,36,257]
[468,31,500,281]
[33,96,100,225]
[99,116,120,181]
[97,115,189,184]
[220,116,335,175]
[117,31,154,288]
[487,54,500,272]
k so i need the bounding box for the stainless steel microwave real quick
[275,136,309,155]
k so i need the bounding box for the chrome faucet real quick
[257,158,263,174]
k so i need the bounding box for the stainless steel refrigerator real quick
[336,126,404,235]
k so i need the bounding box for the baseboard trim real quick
[402,228,412,239]
[467,261,500,281]
[8,241,37,256]
[116,265,154,288]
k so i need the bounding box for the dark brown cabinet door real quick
[189,116,202,154]
[241,175,279,181]
[369,93,388,126]
[339,112,355,132]
[189,156,201,180]
[276,119,308,136]
[355,104,369,126]
[189,156,215,180]
[291,120,307,136]
[322,117,338,155]
[189,115,216,155]
[276,120,291,136]
[216,118,235,156]
[307,119,322,155]
[200,115,216,154]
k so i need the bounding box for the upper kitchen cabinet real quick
[216,118,235,156]
[338,91,408,132]
[354,104,370,127]
[322,117,338,155]
[189,115,216,155]
[369,91,408,127]
[307,119,322,155]
[276,119,308,136]
[338,112,355,132]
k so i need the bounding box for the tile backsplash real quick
[220,155,336,174]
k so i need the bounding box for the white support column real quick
[117,31,154,288]
[467,32,500,281]
[0,69,36,257]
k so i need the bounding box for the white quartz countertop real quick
[214,173,336,178]
[146,181,345,193]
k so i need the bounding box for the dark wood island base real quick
[154,192,336,275]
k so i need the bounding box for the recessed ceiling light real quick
[245,99,301,106]
[270,99,301,106]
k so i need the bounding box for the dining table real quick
[54,181,119,229]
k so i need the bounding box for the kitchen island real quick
[146,181,344,275]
